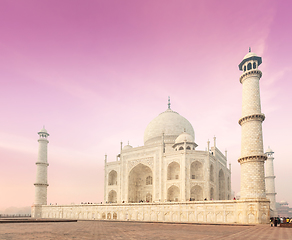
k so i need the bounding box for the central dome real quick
[144,108,194,145]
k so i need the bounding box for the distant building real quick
[276,201,292,217]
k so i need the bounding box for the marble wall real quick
[32,199,270,224]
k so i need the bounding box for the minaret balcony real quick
[35,161,49,166]
[238,154,267,164]
[34,183,49,186]
[238,113,265,126]
[240,69,262,83]
[265,175,276,179]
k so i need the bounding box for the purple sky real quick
[1,0,292,211]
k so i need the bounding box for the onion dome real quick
[38,127,49,136]
[123,144,133,151]
[175,132,194,144]
[144,108,194,145]
[265,146,274,153]
[238,50,262,70]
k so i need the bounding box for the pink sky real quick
[1,0,292,211]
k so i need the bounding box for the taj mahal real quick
[31,50,277,224]
[104,101,231,204]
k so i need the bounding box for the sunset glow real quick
[0,0,292,211]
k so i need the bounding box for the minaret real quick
[34,127,49,205]
[104,154,107,203]
[265,147,277,217]
[238,50,267,199]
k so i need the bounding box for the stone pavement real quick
[0,220,291,240]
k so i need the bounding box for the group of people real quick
[270,217,292,226]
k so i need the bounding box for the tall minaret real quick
[238,50,267,199]
[265,147,277,217]
[34,127,49,205]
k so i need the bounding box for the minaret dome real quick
[239,51,262,72]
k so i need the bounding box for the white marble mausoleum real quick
[105,103,231,204]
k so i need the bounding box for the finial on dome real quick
[38,126,49,136]
[168,96,171,109]
[249,47,251,52]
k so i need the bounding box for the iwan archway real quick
[128,163,153,203]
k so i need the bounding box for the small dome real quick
[238,51,262,70]
[175,132,194,144]
[39,128,47,133]
[266,146,273,153]
[38,127,48,135]
[144,108,194,145]
[243,52,258,60]
[123,144,133,150]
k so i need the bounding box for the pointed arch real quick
[190,185,203,201]
[108,190,117,203]
[167,185,180,202]
[128,163,153,203]
[190,161,203,180]
[108,170,117,185]
[219,169,225,200]
[146,193,152,202]
[167,162,180,180]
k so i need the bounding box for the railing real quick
[0,214,31,218]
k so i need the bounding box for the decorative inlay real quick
[190,182,204,188]
[167,159,180,164]
[128,157,154,171]
[166,183,180,188]
[123,151,156,160]
[190,159,204,163]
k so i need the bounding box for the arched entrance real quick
[108,170,117,185]
[167,185,180,202]
[128,163,153,203]
[108,190,117,203]
[190,185,203,201]
[167,162,180,180]
[219,169,225,200]
[190,161,203,180]
[146,193,152,202]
